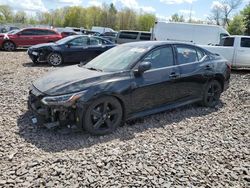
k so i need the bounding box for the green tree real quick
[14,11,27,24]
[227,14,245,35]
[137,13,156,31]
[0,5,13,23]
[170,13,184,22]
[241,3,250,35]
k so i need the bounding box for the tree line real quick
[0,1,249,35]
[0,3,156,31]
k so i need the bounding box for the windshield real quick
[55,36,76,45]
[84,46,148,72]
[8,30,19,34]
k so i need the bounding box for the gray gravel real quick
[0,51,249,188]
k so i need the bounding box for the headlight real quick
[41,91,87,106]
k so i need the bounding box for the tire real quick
[3,41,16,51]
[31,57,39,64]
[47,53,63,66]
[201,80,222,107]
[83,96,123,135]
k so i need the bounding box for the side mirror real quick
[136,61,151,75]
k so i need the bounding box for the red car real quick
[0,28,62,51]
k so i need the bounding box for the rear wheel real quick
[47,53,63,66]
[201,80,222,107]
[3,41,16,51]
[83,96,123,135]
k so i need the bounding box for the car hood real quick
[33,65,112,96]
[30,43,56,49]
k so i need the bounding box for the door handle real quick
[205,65,213,70]
[169,72,180,79]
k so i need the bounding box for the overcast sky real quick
[0,0,249,21]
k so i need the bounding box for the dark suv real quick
[0,28,62,51]
[28,41,231,135]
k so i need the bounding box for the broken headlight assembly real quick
[41,91,87,106]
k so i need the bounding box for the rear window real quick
[221,37,235,46]
[140,33,151,40]
[119,32,139,39]
[241,38,250,48]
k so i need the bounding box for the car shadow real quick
[231,69,250,75]
[22,62,80,68]
[0,48,27,52]
[16,101,224,153]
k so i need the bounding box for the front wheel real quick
[47,53,63,66]
[83,96,123,135]
[3,41,16,51]
[201,80,222,107]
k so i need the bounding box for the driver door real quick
[63,36,89,63]
[130,45,180,113]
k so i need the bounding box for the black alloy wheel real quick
[84,96,123,135]
[202,80,222,107]
[3,41,16,51]
[48,53,63,66]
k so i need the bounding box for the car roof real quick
[22,27,56,31]
[122,41,198,48]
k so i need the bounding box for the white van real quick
[116,30,151,44]
[153,22,230,45]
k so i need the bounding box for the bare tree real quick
[208,0,243,26]
[221,0,243,26]
[208,4,223,25]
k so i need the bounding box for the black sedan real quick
[28,41,231,135]
[27,35,116,66]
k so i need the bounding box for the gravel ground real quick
[0,51,249,188]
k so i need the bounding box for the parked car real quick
[201,36,250,69]
[116,30,151,44]
[27,35,116,66]
[6,29,19,34]
[153,22,229,45]
[81,29,100,36]
[0,28,62,51]
[91,26,115,34]
[60,31,78,38]
[100,32,117,42]
[28,41,231,135]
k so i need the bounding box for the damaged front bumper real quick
[28,88,83,129]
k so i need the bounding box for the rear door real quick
[235,37,250,68]
[131,45,180,112]
[174,45,210,100]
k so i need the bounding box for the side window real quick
[20,29,34,35]
[35,30,47,35]
[119,32,139,39]
[241,38,250,48]
[69,37,88,46]
[223,37,235,46]
[176,46,198,64]
[143,46,174,69]
[196,48,206,61]
[89,38,102,45]
[140,33,151,40]
[46,30,57,35]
